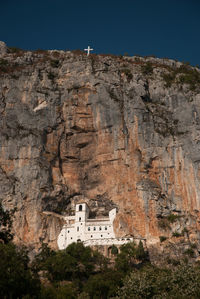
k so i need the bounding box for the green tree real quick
[115,242,147,274]
[135,240,147,261]
[39,283,78,299]
[33,242,104,283]
[0,203,13,243]
[116,264,200,299]
[0,243,40,298]
[84,270,123,299]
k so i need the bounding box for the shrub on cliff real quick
[50,59,59,68]
[121,68,133,80]
[162,64,200,91]
[141,62,153,75]
[0,59,9,73]
[0,203,13,244]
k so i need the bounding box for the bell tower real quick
[74,203,89,242]
[75,203,89,223]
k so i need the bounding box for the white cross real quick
[84,46,93,56]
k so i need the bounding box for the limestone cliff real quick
[1,41,200,262]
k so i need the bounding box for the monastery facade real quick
[57,202,133,250]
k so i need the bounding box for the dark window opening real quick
[79,205,82,211]
[88,227,90,231]
[94,227,96,231]
[77,227,79,232]
[99,227,102,230]
[105,227,107,230]
[79,217,81,221]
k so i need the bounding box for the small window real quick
[91,235,93,238]
[88,227,90,231]
[93,227,96,231]
[68,230,70,233]
[99,227,102,231]
[79,217,81,221]
[101,235,103,237]
[77,227,79,232]
[105,227,107,230]
[79,205,82,211]
[71,237,73,239]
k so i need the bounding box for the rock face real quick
[1,43,200,260]
[0,41,7,55]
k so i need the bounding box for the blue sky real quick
[1,0,200,65]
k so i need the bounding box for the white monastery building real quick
[57,202,133,249]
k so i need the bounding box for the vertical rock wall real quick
[1,44,200,257]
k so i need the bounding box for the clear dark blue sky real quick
[1,0,200,65]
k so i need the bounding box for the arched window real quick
[88,227,90,231]
[79,205,82,211]
[77,239,81,242]
[99,227,102,231]
[105,226,107,230]
[93,227,96,231]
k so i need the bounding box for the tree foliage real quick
[116,264,200,299]
[0,203,13,243]
[1,240,200,298]
[0,243,40,298]
[115,241,148,273]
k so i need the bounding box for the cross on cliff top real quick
[84,46,93,56]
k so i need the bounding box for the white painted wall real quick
[57,203,131,250]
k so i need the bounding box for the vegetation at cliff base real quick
[1,207,200,298]
[1,237,200,298]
